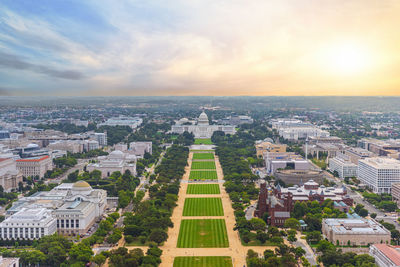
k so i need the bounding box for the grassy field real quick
[191,161,216,170]
[183,198,224,216]
[192,153,214,160]
[189,170,218,180]
[173,257,232,267]
[194,138,213,145]
[187,184,220,194]
[177,219,229,248]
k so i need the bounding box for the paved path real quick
[158,151,277,267]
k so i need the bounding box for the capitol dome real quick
[198,111,209,125]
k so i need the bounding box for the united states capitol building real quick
[171,111,236,138]
[0,181,107,240]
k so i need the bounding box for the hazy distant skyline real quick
[1,0,400,96]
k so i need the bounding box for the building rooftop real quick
[359,157,400,169]
[16,155,49,162]
[324,218,389,235]
[372,244,400,266]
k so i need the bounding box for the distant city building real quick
[87,150,137,178]
[48,140,84,153]
[255,140,286,158]
[219,115,254,125]
[129,142,152,157]
[391,183,400,206]
[0,208,57,240]
[304,142,346,159]
[0,131,10,140]
[83,140,100,151]
[358,138,400,160]
[98,116,143,129]
[322,218,390,246]
[0,158,23,192]
[370,244,400,267]
[264,152,309,175]
[358,157,400,194]
[114,143,128,152]
[307,136,343,145]
[16,155,53,178]
[329,153,358,179]
[271,118,330,141]
[4,181,107,237]
[92,132,107,147]
[171,112,236,138]
[344,147,375,165]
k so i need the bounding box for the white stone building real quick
[16,155,53,178]
[93,133,107,147]
[271,118,330,141]
[129,142,152,157]
[98,116,143,129]
[322,218,390,246]
[329,153,358,179]
[48,140,83,153]
[3,181,107,237]
[0,158,22,192]
[87,150,137,178]
[358,157,400,194]
[0,208,57,240]
[171,112,236,139]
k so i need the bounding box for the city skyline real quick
[1,0,400,96]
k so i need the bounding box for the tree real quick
[284,218,300,230]
[358,208,369,217]
[69,242,93,264]
[306,231,322,244]
[148,229,168,244]
[93,253,106,266]
[370,213,377,219]
[256,231,268,244]
[249,218,266,231]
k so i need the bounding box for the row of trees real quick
[246,244,307,267]
[123,145,188,247]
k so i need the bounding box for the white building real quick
[171,112,236,138]
[98,116,143,129]
[271,118,330,141]
[87,150,137,178]
[329,153,358,179]
[0,158,22,192]
[358,157,400,194]
[129,142,152,157]
[264,152,310,175]
[370,244,400,267]
[16,155,53,178]
[48,140,83,153]
[3,181,107,237]
[93,133,107,147]
[0,208,57,240]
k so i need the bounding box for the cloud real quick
[0,52,85,80]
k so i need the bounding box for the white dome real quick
[198,112,209,125]
[110,150,124,158]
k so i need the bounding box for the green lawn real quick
[192,153,214,160]
[191,161,216,170]
[194,138,213,145]
[187,184,220,194]
[189,170,218,180]
[183,198,224,216]
[174,257,232,267]
[177,219,229,248]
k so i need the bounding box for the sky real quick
[0,0,400,96]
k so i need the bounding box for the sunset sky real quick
[1,0,400,96]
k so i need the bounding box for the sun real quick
[322,42,372,76]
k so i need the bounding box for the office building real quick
[358,157,400,194]
[322,218,390,246]
[16,155,53,178]
[129,142,152,157]
[329,153,358,179]
[265,152,309,175]
[345,147,375,165]
[87,150,137,178]
[358,138,400,160]
[0,158,22,192]
[98,116,143,129]
[255,139,286,158]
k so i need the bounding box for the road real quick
[45,158,90,185]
